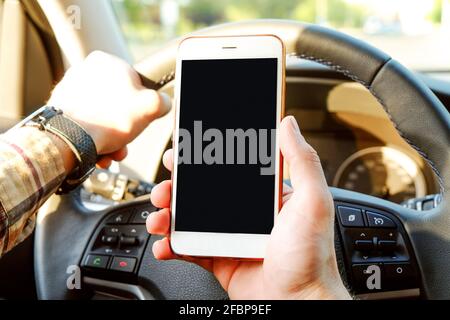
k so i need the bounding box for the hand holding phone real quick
[147,116,350,299]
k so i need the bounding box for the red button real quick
[110,256,136,273]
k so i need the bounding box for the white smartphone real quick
[170,35,285,259]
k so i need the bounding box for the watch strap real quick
[46,114,98,194]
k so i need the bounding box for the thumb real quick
[135,89,172,122]
[280,116,328,196]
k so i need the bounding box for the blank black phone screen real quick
[174,58,278,234]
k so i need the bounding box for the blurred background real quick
[111,0,450,79]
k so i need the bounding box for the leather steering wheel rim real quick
[136,19,450,298]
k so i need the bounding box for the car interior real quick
[0,0,449,300]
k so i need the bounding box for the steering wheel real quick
[34,20,450,300]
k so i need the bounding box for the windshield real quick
[111,0,450,75]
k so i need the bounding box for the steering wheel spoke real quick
[331,187,422,299]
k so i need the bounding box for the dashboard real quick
[282,70,439,205]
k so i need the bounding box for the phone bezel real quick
[170,35,285,259]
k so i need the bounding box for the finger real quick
[109,147,128,162]
[136,90,172,122]
[146,208,170,236]
[96,156,112,169]
[152,237,177,260]
[150,180,172,208]
[163,149,174,172]
[152,237,214,271]
[280,116,328,193]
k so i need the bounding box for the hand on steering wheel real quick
[48,51,172,168]
[147,116,351,300]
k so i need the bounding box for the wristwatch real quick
[14,106,98,194]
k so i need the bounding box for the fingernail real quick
[160,92,172,114]
[288,116,301,135]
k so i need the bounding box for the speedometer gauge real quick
[333,147,426,204]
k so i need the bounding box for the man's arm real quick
[0,51,171,258]
[0,127,69,256]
